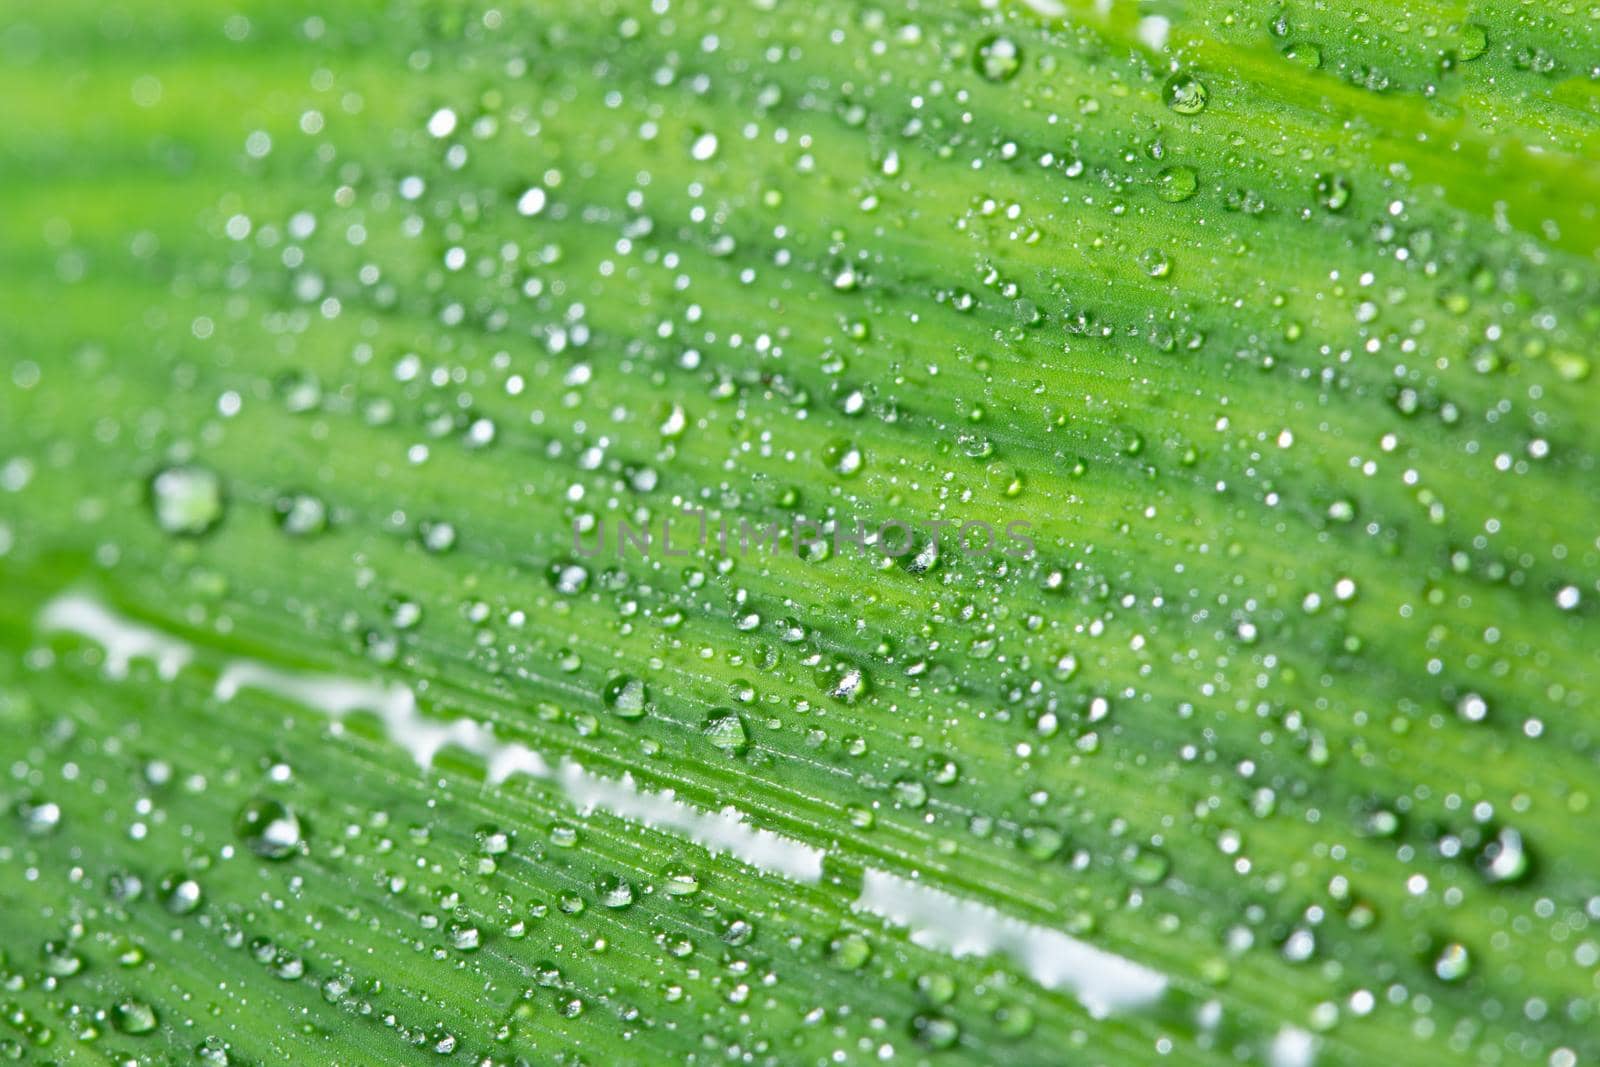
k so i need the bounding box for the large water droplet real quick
[603,675,650,720]
[1477,827,1531,884]
[1156,165,1198,203]
[160,873,204,915]
[1163,73,1209,114]
[1434,941,1472,982]
[236,798,306,860]
[112,999,159,1035]
[702,709,749,755]
[273,491,329,537]
[16,796,61,836]
[1314,173,1352,212]
[974,35,1023,83]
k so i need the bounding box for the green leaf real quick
[2,1,1597,1064]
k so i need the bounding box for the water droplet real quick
[974,35,1023,83]
[236,798,305,860]
[702,709,749,755]
[16,796,61,836]
[603,675,650,720]
[389,597,423,629]
[892,777,928,808]
[1139,248,1172,278]
[150,465,226,536]
[996,1002,1036,1038]
[195,1036,233,1064]
[690,131,719,161]
[663,867,700,896]
[1283,42,1322,68]
[477,826,511,856]
[417,519,457,553]
[828,932,872,969]
[516,186,547,216]
[160,873,204,915]
[1122,845,1170,885]
[1282,927,1316,963]
[111,999,158,1036]
[41,940,85,978]
[598,875,635,909]
[823,439,864,477]
[1434,941,1472,982]
[426,107,457,138]
[916,972,956,1005]
[1457,24,1488,62]
[1163,73,1209,114]
[1156,165,1198,203]
[830,667,865,703]
[1478,827,1531,884]
[273,491,328,537]
[912,1014,961,1050]
[723,918,754,946]
[108,870,143,904]
[548,561,590,596]
[1021,824,1065,860]
[1552,351,1590,382]
[1314,173,1352,212]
